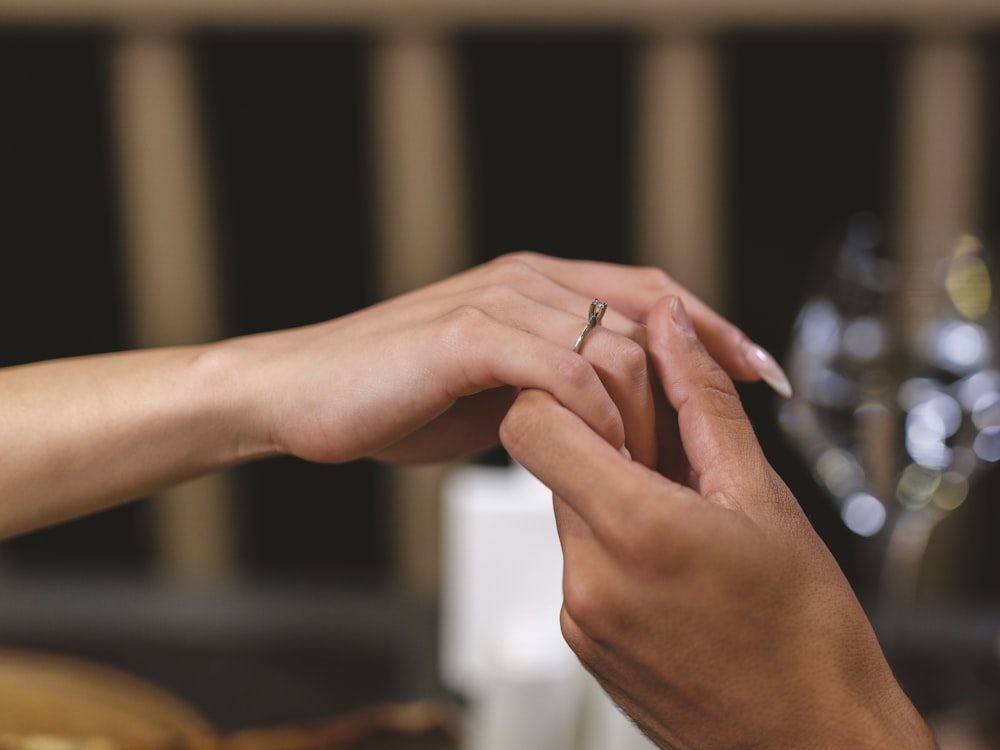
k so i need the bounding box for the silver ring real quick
[573,299,608,353]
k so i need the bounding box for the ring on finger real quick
[573,299,608,353]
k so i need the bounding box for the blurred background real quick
[3,0,1000,743]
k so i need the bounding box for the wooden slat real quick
[635,34,725,311]
[2,0,1000,29]
[880,34,986,609]
[371,34,468,594]
[893,35,985,340]
[112,33,238,585]
[372,34,468,301]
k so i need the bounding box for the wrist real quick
[868,691,939,750]
[191,336,284,466]
[813,670,938,750]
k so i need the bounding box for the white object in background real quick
[440,461,655,750]
[440,462,568,696]
[463,617,583,750]
[440,462,578,750]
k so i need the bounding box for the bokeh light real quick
[779,220,1000,537]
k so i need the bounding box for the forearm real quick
[0,342,273,539]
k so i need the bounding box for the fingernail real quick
[620,444,632,461]
[670,297,696,338]
[743,342,793,399]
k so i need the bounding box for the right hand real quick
[500,296,936,750]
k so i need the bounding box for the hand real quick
[229,252,779,466]
[499,296,936,749]
[0,251,773,538]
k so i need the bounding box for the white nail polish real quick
[744,343,793,399]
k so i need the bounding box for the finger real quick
[510,251,791,393]
[380,318,658,468]
[507,251,695,324]
[451,288,658,467]
[500,388,692,546]
[652,380,693,488]
[646,296,771,506]
[440,309,627,451]
[578,328,658,468]
[375,387,517,462]
[463,254,648,344]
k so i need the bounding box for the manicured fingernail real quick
[743,342,793,399]
[670,297,696,338]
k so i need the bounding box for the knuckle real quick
[615,337,650,382]
[437,304,490,343]
[562,571,611,638]
[599,489,683,573]
[638,266,673,293]
[554,353,625,446]
[498,400,534,455]
[553,350,593,388]
[600,499,652,559]
[496,249,541,266]
[484,253,538,286]
[693,360,741,404]
[433,306,496,360]
[617,517,671,571]
[474,282,516,311]
[559,606,589,656]
[708,381,747,423]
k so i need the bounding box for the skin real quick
[499,296,938,750]
[0,252,762,540]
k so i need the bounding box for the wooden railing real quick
[3,0,1000,28]
[0,1,992,593]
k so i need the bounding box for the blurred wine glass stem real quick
[879,509,937,615]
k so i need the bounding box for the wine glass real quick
[777,215,1000,614]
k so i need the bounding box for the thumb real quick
[647,296,771,508]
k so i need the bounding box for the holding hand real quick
[226,251,784,467]
[500,296,936,750]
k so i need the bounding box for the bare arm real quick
[0,345,261,538]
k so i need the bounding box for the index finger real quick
[500,388,693,548]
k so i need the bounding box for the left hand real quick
[229,251,769,466]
